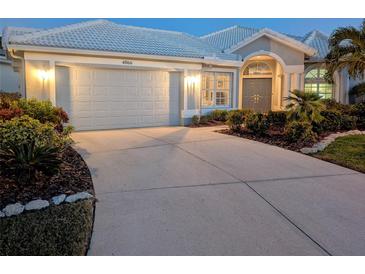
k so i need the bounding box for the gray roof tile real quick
[201,25,330,61]
[8,20,239,61]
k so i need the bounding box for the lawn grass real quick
[0,199,94,256]
[314,134,365,173]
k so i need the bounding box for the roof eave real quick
[7,44,243,67]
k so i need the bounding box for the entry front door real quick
[243,78,272,112]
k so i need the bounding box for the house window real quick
[304,66,334,99]
[201,72,232,107]
[243,62,272,77]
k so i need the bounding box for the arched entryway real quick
[241,54,285,112]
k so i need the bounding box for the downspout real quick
[9,49,26,97]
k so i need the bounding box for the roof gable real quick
[225,28,316,56]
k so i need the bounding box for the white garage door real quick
[56,66,181,130]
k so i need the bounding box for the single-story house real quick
[1,19,362,130]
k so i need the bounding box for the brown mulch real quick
[189,120,226,128]
[217,128,317,152]
[0,146,93,209]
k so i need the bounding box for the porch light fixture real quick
[38,69,49,81]
[186,75,199,85]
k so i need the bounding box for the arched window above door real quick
[243,62,272,77]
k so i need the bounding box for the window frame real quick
[304,65,334,99]
[201,72,233,108]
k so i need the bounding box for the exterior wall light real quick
[38,69,49,81]
[186,75,200,85]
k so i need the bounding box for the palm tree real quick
[285,90,325,123]
[325,19,365,83]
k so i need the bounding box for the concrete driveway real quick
[72,126,365,255]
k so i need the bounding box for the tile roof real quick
[201,25,330,61]
[301,30,330,60]
[3,20,330,62]
[200,25,260,51]
[7,20,240,61]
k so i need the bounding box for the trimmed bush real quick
[245,112,269,136]
[341,114,357,130]
[191,115,200,126]
[13,99,69,131]
[0,116,72,150]
[226,110,248,132]
[322,99,352,114]
[0,92,21,109]
[315,110,342,133]
[284,121,317,143]
[210,110,229,122]
[199,115,209,124]
[267,111,287,128]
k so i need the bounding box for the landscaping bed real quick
[314,134,365,173]
[218,128,317,151]
[0,146,93,208]
[0,92,95,255]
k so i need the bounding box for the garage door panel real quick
[56,66,180,130]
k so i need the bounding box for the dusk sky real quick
[0,18,362,37]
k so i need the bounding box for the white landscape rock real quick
[25,199,50,211]
[301,130,365,154]
[3,203,25,217]
[51,194,66,205]
[65,192,93,203]
[0,210,5,218]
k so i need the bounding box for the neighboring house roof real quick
[301,30,330,61]
[201,25,330,61]
[6,20,240,61]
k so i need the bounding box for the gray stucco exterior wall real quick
[232,36,305,66]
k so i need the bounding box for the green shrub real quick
[199,115,209,124]
[267,111,287,128]
[0,92,21,109]
[322,99,352,114]
[0,116,72,150]
[315,110,342,133]
[226,110,245,132]
[284,121,317,143]
[13,99,69,131]
[205,113,214,122]
[245,112,269,136]
[341,115,357,130]
[0,141,62,184]
[210,110,229,122]
[350,102,365,129]
[191,115,200,126]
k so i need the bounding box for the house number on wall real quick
[122,60,133,65]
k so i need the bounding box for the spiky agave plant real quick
[325,19,365,83]
[285,90,325,123]
[0,141,62,184]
